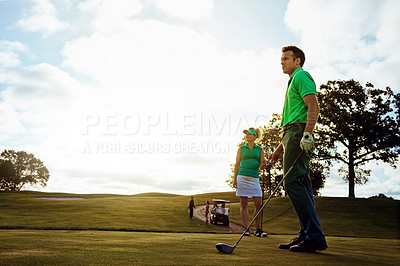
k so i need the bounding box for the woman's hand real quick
[233,178,237,188]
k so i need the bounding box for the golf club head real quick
[216,243,235,254]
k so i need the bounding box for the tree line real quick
[227,79,400,198]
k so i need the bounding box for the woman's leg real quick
[240,197,249,228]
[253,197,263,230]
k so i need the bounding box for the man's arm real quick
[268,143,283,164]
[303,94,320,133]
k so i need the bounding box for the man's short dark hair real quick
[282,46,305,67]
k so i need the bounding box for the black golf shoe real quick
[254,229,267,237]
[278,237,302,249]
[289,239,328,253]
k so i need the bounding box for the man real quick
[268,46,328,253]
[188,196,196,219]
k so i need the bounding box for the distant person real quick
[205,201,210,223]
[233,128,267,237]
[268,45,327,252]
[189,196,196,219]
[221,202,226,215]
[215,205,224,214]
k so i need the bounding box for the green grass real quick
[230,196,400,239]
[1,191,399,238]
[0,230,399,265]
[0,191,230,233]
[0,191,399,265]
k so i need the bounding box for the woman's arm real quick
[233,148,241,188]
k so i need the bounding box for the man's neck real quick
[288,66,301,77]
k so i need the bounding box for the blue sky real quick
[0,0,399,198]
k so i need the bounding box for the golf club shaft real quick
[234,151,305,246]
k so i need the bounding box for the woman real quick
[233,127,267,237]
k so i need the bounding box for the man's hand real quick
[268,144,283,164]
[300,132,315,153]
[260,160,268,170]
[268,153,280,164]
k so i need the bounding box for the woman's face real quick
[245,132,256,142]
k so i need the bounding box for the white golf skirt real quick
[236,175,262,197]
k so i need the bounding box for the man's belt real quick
[282,123,306,131]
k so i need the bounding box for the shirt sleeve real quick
[294,71,316,98]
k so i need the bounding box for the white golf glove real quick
[300,132,314,153]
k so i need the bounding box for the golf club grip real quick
[235,151,305,245]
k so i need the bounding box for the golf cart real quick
[210,199,230,226]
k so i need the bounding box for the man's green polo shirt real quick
[281,68,316,127]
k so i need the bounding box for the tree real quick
[226,114,329,196]
[0,160,16,190]
[0,150,50,191]
[316,80,400,198]
[257,114,287,197]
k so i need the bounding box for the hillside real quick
[230,196,400,239]
[0,191,398,239]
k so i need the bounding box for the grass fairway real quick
[0,191,399,265]
[230,196,400,239]
[1,230,399,265]
[0,191,234,233]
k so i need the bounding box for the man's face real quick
[281,51,298,76]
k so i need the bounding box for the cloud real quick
[166,153,229,166]
[3,1,286,195]
[0,52,22,69]
[284,0,400,199]
[151,0,214,21]
[78,0,143,33]
[61,18,285,115]
[1,63,80,113]
[0,40,28,52]
[0,60,96,155]
[0,40,28,69]
[0,103,23,136]
[284,0,400,90]
[17,0,73,37]
[285,0,382,65]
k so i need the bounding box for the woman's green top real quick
[238,143,262,178]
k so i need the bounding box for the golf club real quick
[216,151,305,254]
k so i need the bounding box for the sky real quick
[0,0,399,199]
